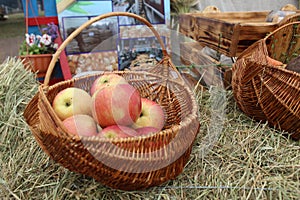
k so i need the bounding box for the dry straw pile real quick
[0,58,299,199]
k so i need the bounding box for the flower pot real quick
[20,54,52,78]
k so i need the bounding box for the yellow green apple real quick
[52,87,92,120]
[99,125,137,138]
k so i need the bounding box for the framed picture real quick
[56,0,170,75]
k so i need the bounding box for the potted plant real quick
[19,22,59,78]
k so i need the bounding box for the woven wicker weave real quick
[23,12,200,190]
[232,22,300,140]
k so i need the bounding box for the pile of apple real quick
[52,74,165,139]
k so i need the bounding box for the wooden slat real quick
[179,13,197,31]
[193,11,269,22]
[194,28,234,56]
[238,24,276,40]
[44,0,58,16]
[27,16,59,26]
[194,17,235,39]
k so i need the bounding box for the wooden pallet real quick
[179,11,300,57]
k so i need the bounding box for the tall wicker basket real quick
[23,12,200,191]
[232,22,300,140]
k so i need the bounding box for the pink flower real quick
[21,28,58,55]
[40,34,52,46]
[25,33,36,47]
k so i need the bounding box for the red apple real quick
[52,87,92,120]
[62,114,99,137]
[90,74,128,95]
[132,98,165,131]
[92,83,141,127]
[135,126,159,136]
[99,125,137,139]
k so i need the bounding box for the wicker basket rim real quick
[264,21,300,41]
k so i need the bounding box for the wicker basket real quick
[23,12,200,191]
[232,21,300,140]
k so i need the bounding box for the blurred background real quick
[1,0,299,63]
[0,0,47,62]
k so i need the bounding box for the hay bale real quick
[0,57,39,141]
[0,58,299,199]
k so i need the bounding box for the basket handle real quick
[263,21,300,41]
[44,12,169,87]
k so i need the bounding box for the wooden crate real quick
[179,11,300,57]
[180,41,232,90]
